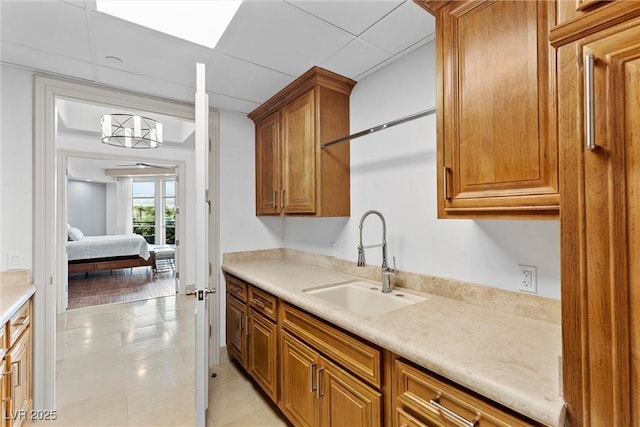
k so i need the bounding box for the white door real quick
[194,63,213,427]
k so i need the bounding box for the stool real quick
[153,245,175,272]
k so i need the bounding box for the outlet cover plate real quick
[518,265,537,294]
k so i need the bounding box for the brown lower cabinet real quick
[2,299,32,427]
[224,274,541,427]
[280,331,382,427]
[1,358,8,427]
[6,330,30,427]
[393,359,538,427]
[248,308,278,401]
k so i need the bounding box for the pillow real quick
[68,227,84,241]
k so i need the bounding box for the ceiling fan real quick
[115,162,174,169]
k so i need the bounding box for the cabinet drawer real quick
[395,359,537,427]
[248,286,277,322]
[280,302,382,388]
[396,407,428,427]
[225,274,248,303]
[7,302,30,348]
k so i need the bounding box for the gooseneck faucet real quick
[357,210,397,293]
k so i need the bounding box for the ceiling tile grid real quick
[0,0,435,114]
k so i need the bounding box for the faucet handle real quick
[384,257,398,276]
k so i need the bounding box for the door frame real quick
[33,74,220,410]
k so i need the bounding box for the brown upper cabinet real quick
[248,67,356,217]
[416,0,559,219]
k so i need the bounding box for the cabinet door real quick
[280,331,319,427]
[559,19,640,426]
[256,111,281,215]
[225,295,247,368]
[1,359,7,427]
[248,310,278,401]
[317,357,382,427]
[7,329,30,427]
[281,90,316,214]
[437,0,558,218]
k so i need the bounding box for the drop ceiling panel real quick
[286,0,403,36]
[360,1,435,55]
[0,1,92,61]
[1,42,94,81]
[97,66,194,104]
[215,1,354,76]
[210,93,261,115]
[93,12,214,87]
[320,38,392,80]
[205,54,294,104]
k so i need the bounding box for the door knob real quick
[186,289,216,300]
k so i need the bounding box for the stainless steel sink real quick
[304,281,426,317]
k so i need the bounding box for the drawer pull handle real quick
[11,360,21,388]
[443,166,450,200]
[273,190,277,208]
[309,363,317,392]
[429,395,479,427]
[584,53,597,151]
[316,367,325,399]
[245,316,250,336]
[12,316,29,328]
[254,299,266,308]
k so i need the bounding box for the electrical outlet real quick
[8,251,22,270]
[518,265,537,293]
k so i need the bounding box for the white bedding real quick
[67,234,151,261]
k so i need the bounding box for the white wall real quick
[0,65,33,271]
[283,42,562,299]
[67,180,106,236]
[218,110,284,255]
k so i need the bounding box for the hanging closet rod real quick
[321,106,436,148]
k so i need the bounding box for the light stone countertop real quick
[222,259,565,427]
[0,270,36,326]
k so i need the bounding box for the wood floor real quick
[67,267,175,310]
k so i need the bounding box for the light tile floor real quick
[43,295,288,426]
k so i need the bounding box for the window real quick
[132,178,176,245]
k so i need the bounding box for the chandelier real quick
[101,114,163,149]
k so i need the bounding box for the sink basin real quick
[304,281,426,317]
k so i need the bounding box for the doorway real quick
[63,154,180,310]
[33,75,220,411]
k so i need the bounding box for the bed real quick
[67,233,156,275]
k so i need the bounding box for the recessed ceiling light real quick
[96,0,242,49]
